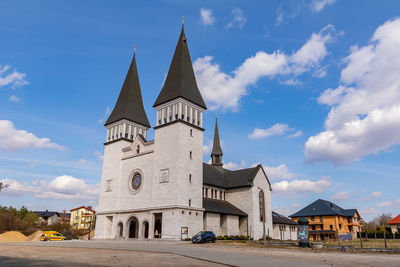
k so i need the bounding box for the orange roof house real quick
[388,214,400,234]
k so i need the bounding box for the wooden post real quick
[359,232,363,248]
[384,231,387,249]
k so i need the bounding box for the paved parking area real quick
[2,240,399,267]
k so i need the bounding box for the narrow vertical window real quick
[190,129,193,137]
[189,174,192,183]
[136,145,140,154]
[259,191,265,222]
[189,151,192,159]
[206,188,208,198]
[189,199,191,207]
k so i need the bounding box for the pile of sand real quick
[0,231,27,242]
[80,230,95,240]
[25,230,43,242]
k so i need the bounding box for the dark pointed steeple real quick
[153,25,206,109]
[105,52,150,128]
[211,117,223,167]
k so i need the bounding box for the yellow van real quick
[40,231,66,241]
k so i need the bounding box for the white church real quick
[95,25,273,240]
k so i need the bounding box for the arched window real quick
[259,191,265,222]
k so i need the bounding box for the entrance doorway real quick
[143,221,149,238]
[154,213,162,238]
[128,217,139,238]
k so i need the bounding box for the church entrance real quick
[154,213,162,238]
[143,221,149,238]
[128,217,139,238]
[118,222,123,238]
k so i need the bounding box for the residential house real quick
[272,211,298,241]
[33,210,60,225]
[70,206,96,230]
[290,199,361,241]
[387,214,400,234]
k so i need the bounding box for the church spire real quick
[211,117,223,167]
[153,25,206,109]
[105,51,150,128]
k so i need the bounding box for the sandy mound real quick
[0,231,27,242]
[80,230,95,240]
[25,230,43,242]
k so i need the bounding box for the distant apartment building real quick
[70,206,96,230]
[290,199,361,241]
[387,214,400,234]
[272,211,298,241]
[33,210,60,225]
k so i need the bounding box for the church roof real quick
[203,198,247,217]
[153,26,206,109]
[290,199,359,218]
[203,163,271,190]
[211,118,223,156]
[272,211,297,225]
[105,53,151,128]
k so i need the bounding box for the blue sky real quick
[1,0,400,220]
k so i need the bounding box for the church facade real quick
[95,26,273,240]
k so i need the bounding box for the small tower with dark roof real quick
[211,117,223,167]
[105,51,150,143]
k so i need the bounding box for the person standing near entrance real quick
[154,229,159,238]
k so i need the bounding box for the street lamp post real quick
[258,187,266,246]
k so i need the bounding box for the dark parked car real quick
[192,231,216,243]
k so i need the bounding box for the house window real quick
[320,216,323,222]
[339,224,342,229]
[330,225,333,230]
[347,217,351,223]
[259,191,265,222]
[224,192,226,200]
[311,216,315,221]
[220,191,223,200]
[189,174,192,183]
[311,225,316,230]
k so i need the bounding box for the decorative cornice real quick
[154,119,204,131]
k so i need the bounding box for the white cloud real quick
[249,123,292,139]
[288,130,303,138]
[194,25,336,110]
[330,191,351,201]
[0,65,28,88]
[249,123,302,139]
[0,176,99,202]
[262,164,297,180]
[98,107,111,124]
[363,191,382,200]
[0,120,63,151]
[223,160,246,170]
[9,95,20,103]
[200,8,215,26]
[310,0,336,12]
[305,18,400,164]
[377,198,400,208]
[203,141,213,155]
[272,176,331,193]
[94,151,104,161]
[226,8,247,29]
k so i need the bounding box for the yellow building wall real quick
[70,207,95,230]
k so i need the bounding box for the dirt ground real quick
[188,242,400,267]
[0,245,226,267]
